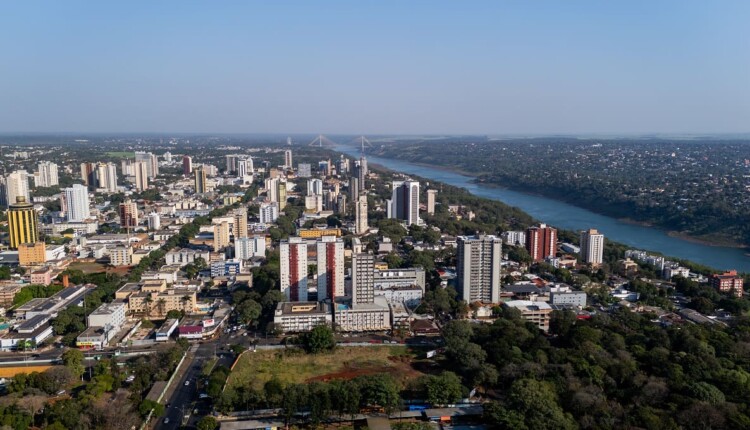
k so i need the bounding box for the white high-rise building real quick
[226,154,239,173]
[316,236,344,300]
[355,195,368,235]
[501,231,526,247]
[352,253,375,307]
[259,202,279,224]
[456,235,502,304]
[388,180,420,226]
[265,177,279,202]
[147,212,161,230]
[580,229,605,266]
[307,179,323,196]
[238,158,253,180]
[284,150,293,169]
[35,162,59,188]
[298,163,311,178]
[163,152,172,162]
[5,170,30,207]
[280,237,308,302]
[121,159,135,176]
[426,189,437,215]
[135,152,159,178]
[134,161,149,191]
[96,162,118,192]
[235,236,266,260]
[64,184,91,222]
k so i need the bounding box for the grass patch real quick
[226,346,422,391]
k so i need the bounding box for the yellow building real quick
[298,228,342,239]
[18,242,46,266]
[277,181,287,210]
[128,289,197,316]
[214,221,230,251]
[7,196,38,249]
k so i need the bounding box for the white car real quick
[184,380,190,386]
[163,418,170,424]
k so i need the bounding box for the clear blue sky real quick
[1,1,748,135]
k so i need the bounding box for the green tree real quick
[62,348,85,377]
[197,416,218,430]
[236,299,262,326]
[425,371,463,405]
[301,325,336,353]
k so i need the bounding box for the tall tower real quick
[456,235,502,303]
[284,150,293,169]
[580,228,604,266]
[280,237,308,302]
[316,236,344,301]
[80,162,97,187]
[96,162,118,192]
[389,180,420,226]
[36,162,59,188]
[426,189,438,215]
[5,171,30,208]
[525,224,558,262]
[147,212,161,231]
[194,167,207,194]
[358,156,367,191]
[7,196,38,249]
[213,221,230,252]
[233,207,248,239]
[352,252,375,307]
[182,155,193,176]
[277,180,287,210]
[355,195,368,235]
[64,184,91,222]
[119,199,139,228]
[134,161,149,191]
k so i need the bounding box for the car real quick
[55,390,66,396]
[163,418,170,424]
[184,380,190,386]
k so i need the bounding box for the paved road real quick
[155,333,235,430]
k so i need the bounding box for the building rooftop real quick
[504,300,552,311]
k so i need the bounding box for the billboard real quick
[202,319,215,327]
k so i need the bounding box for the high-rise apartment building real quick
[277,180,287,210]
[235,236,266,260]
[226,154,239,173]
[182,155,193,176]
[233,207,248,238]
[80,162,97,186]
[280,237,308,301]
[35,162,59,188]
[526,224,558,262]
[147,212,160,230]
[352,252,375,306]
[96,162,118,192]
[64,184,91,222]
[307,179,323,196]
[316,236,344,301]
[388,180,420,226]
[355,195,368,235]
[119,200,139,228]
[213,221,230,252]
[194,167,207,194]
[426,189,437,215]
[259,202,279,224]
[284,150,293,169]
[134,161,149,191]
[7,196,38,249]
[358,156,367,191]
[4,171,30,208]
[580,228,604,265]
[238,158,253,179]
[456,235,502,303]
[121,159,135,176]
[135,152,159,178]
[265,177,279,203]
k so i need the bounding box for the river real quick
[334,144,750,272]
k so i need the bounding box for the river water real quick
[334,144,750,272]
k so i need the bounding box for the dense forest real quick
[373,138,750,247]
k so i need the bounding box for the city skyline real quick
[1,1,748,135]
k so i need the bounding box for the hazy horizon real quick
[1,1,749,135]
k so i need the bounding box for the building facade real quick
[316,236,344,300]
[280,237,308,302]
[526,224,557,262]
[456,235,502,303]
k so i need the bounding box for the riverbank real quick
[335,144,750,271]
